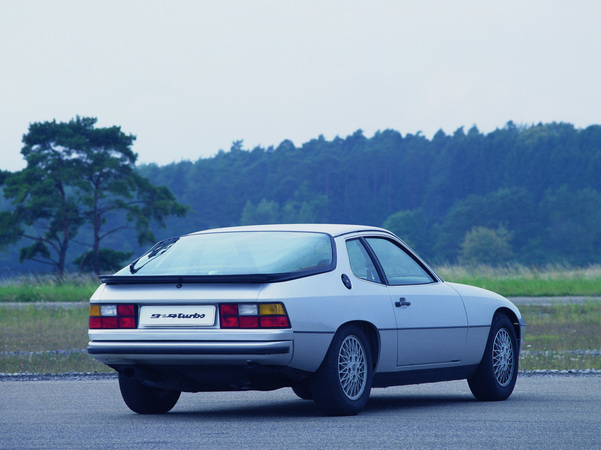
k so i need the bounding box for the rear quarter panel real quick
[259,258,396,372]
[258,271,356,373]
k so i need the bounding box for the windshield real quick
[115,231,334,276]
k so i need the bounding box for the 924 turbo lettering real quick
[150,313,206,319]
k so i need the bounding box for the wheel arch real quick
[337,320,381,370]
[494,307,522,346]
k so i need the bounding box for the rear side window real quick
[365,237,434,286]
[346,239,382,284]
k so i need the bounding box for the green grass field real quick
[436,263,601,297]
[0,273,99,303]
[3,264,601,303]
[518,302,601,370]
[0,304,111,373]
[1,265,600,374]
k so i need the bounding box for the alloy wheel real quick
[492,328,514,387]
[337,335,367,400]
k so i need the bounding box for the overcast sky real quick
[1,0,600,172]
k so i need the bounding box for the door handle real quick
[395,297,411,308]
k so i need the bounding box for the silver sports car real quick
[88,224,525,416]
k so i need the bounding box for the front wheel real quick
[468,314,518,401]
[118,373,181,414]
[309,324,373,416]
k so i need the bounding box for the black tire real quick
[468,314,518,401]
[118,373,181,414]
[291,381,313,400]
[309,324,373,416]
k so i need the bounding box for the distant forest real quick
[3,121,601,273]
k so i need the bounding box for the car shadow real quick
[368,393,476,411]
[163,392,477,419]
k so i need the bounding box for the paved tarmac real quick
[1,374,600,448]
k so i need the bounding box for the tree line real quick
[2,118,601,274]
[138,121,601,266]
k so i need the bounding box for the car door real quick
[363,237,468,367]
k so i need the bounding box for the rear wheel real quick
[468,314,518,401]
[291,381,313,400]
[118,373,181,414]
[309,324,373,416]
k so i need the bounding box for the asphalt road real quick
[1,374,600,449]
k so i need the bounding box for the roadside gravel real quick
[2,370,601,382]
[0,372,117,381]
[509,296,601,305]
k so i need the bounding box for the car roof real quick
[189,224,394,238]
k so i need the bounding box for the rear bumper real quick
[88,340,293,366]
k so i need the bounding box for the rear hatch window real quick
[104,231,334,284]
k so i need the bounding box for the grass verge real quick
[436,264,601,297]
[0,304,111,373]
[0,273,99,303]
[2,265,601,303]
[518,301,601,371]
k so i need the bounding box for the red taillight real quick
[102,317,118,328]
[240,316,259,328]
[117,304,135,316]
[220,304,238,316]
[89,304,137,329]
[89,316,102,328]
[260,315,290,328]
[220,316,239,328]
[219,303,290,329]
[118,317,136,328]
